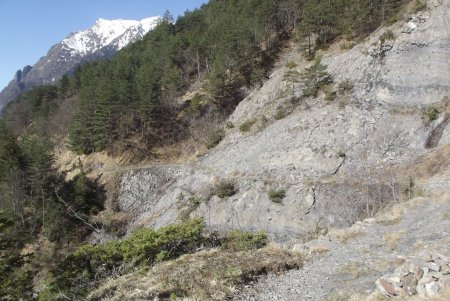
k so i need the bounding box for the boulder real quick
[376,278,398,297]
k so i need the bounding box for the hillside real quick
[0,0,449,300]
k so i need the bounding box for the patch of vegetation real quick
[382,229,407,251]
[42,219,274,300]
[340,41,356,50]
[215,182,237,198]
[338,262,372,279]
[268,189,286,203]
[89,247,302,301]
[260,115,269,127]
[332,229,366,244]
[225,121,235,129]
[411,0,427,13]
[274,106,290,120]
[324,86,337,101]
[221,230,268,251]
[177,195,204,221]
[285,61,298,69]
[283,69,302,102]
[426,105,440,121]
[205,129,225,149]
[239,118,257,132]
[301,57,332,98]
[46,219,208,299]
[338,80,354,94]
[379,30,395,44]
[186,93,208,116]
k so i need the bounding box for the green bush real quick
[426,106,440,121]
[205,129,225,149]
[285,61,298,69]
[338,80,354,94]
[412,0,427,13]
[268,189,286,203]
[239,119,257,132]
[380,30,395,44]
[324,87,336,102]
[186,94,207,116]
[215,182,237,198]
[222,230,267,251]
[274,106,290,120]
[301,57,332,98]
[49,219,207,299]
[340,42,356,50]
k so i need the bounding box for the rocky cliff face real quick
[115,0,450,243]
[0,17,159,112]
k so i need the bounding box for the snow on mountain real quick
[0,16,160,113]
[62,16,160,56]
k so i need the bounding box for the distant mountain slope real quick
[0,16,160,112]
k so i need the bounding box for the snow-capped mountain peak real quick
[62,16,160,56]
[0,16,160,112]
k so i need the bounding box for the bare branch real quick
[54,188,101,233]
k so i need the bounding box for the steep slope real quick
[114,0,450,243]
[0,17,160,112]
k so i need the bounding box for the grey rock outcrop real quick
[116,0,450,242]
[376,253,450,298]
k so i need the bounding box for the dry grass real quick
[88,246,303,301]
[382,229,407,251]
[338,261,372,280]
[376,205,404,226]
[330,228,366,244]
[442,211,450,220]
[309,244,330,255]
[374,257,406,271]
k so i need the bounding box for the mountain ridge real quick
[0,16,160,112]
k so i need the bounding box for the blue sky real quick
[0,0,208,90]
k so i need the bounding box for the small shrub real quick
[48,219,207,299]
[338,80,354,94]
[215,182,237,198]
[324,87,336,101]
[177,196,204,221]
[340,41,356,50]
[285,60,298,69]
[379,30,395,44]
[239,118,257,132]
[268,189,286,203]
[411,0,427,13]
[225,121,234,129]
[274,106,289,120]
[301,56,332,98]
[205,129,225,149]
[426,106,440,121]
[222,230,267,251]
[186,93,207,116]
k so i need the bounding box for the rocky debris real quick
[402,15,428,34]
[375,252,450,298]
[233,192,450,300]
[402,21,417,34]
[368,42,394,57]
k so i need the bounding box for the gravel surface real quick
[233,175,450,300]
